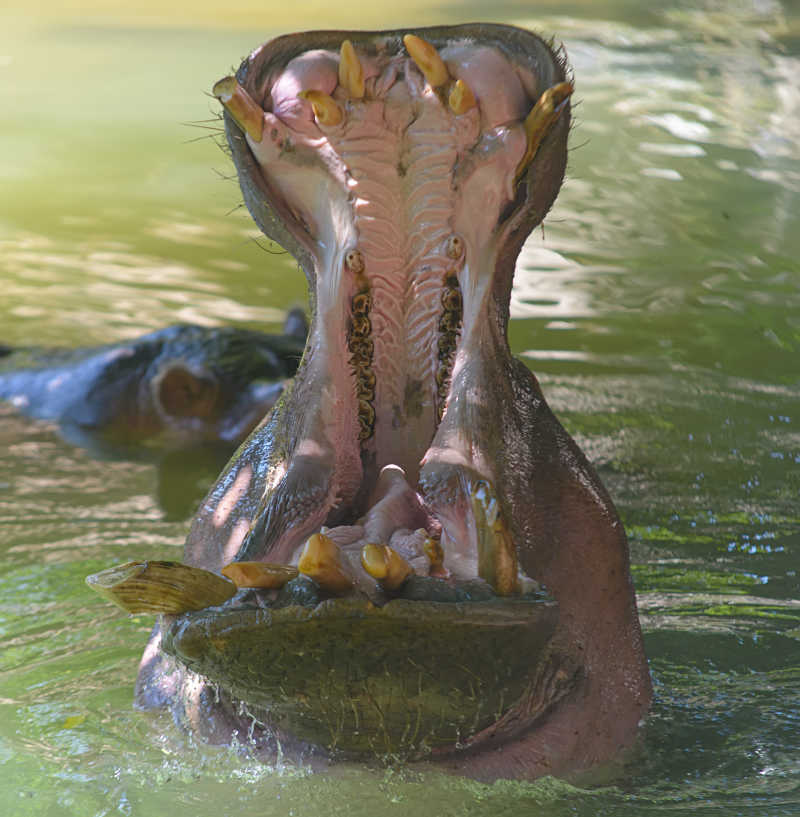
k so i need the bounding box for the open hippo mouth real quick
[114,23,651,781]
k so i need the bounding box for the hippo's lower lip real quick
[160,581,577,757]
[132,24,651,781]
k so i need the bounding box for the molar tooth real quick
[345,249,365,274]
[297,533,353,595]
[403,34,449,88]
[448,78,476,115]
[470,482,520,597]
[339,39,365,99]
[515,81,574,183]
[212,75,264,142]
[298,89,343,127]
[360,544,414,591]
[221,561,298,589]
[446,235,464,260]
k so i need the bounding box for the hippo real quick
[0,309,307,454]
[125,24,651,782]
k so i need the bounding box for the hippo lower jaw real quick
[135,24,651,781]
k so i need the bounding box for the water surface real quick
[1,1,799,815]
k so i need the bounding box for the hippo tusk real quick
[298,89,344,127]
[360,543,414,592]
[339,39,365,99]
[403,33,450,87]
[448,78,477,115]
[221,561,299,589]
[86,560,236,614]
[515,80,574,183]
[297,532,354,595]
[212,76,264,142]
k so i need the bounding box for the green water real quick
[1,1,799,815]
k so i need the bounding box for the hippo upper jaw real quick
[135,24,651,782]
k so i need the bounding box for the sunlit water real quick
[1,1,799,815]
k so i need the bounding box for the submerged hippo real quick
[125,24,651,782]
[0,309,306,452]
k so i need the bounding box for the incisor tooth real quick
[403,34,449,88]
[360,544,413,591]
[212,75,264,143]
[423,535,447,578]
[339,40,365,99]
[298,89,343,127]
[448,78,476,115]
[515,81,574,183]
[298,533,353,595]
[221,561,298,589]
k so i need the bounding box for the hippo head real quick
[134,24,651,781]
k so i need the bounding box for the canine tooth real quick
[448,79,476,115]
[212,75,264,143]
[515,81,574,182]
[339,39,365,99]
[470,482,520,596]
[403,34,449,88]
[360,544,413,591]
[298,89,343,127]
[298,533,353,595]
[221,561,298,589]
[86,560,236,614]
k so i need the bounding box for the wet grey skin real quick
[0,309,307,453]
[135,24,652,782]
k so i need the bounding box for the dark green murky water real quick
[1,1,799,815]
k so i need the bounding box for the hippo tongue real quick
[210,27,571,596]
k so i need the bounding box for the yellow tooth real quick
[212,75,264,143]
[403,34,449,88]
[448,78,476,115]
[298,533,353,595]
[489,517,519,597]
[221,561,298,589]
[360,543,388,580]
[298,89,343,127]
[515,81,574,183]
[85,560,236,615]
[471,482,519,596]
[360,544,413,591]
[339,39,365,99]
[423,534,447,577]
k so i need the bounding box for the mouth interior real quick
[215,33,571,598]
[166,30,575,757]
